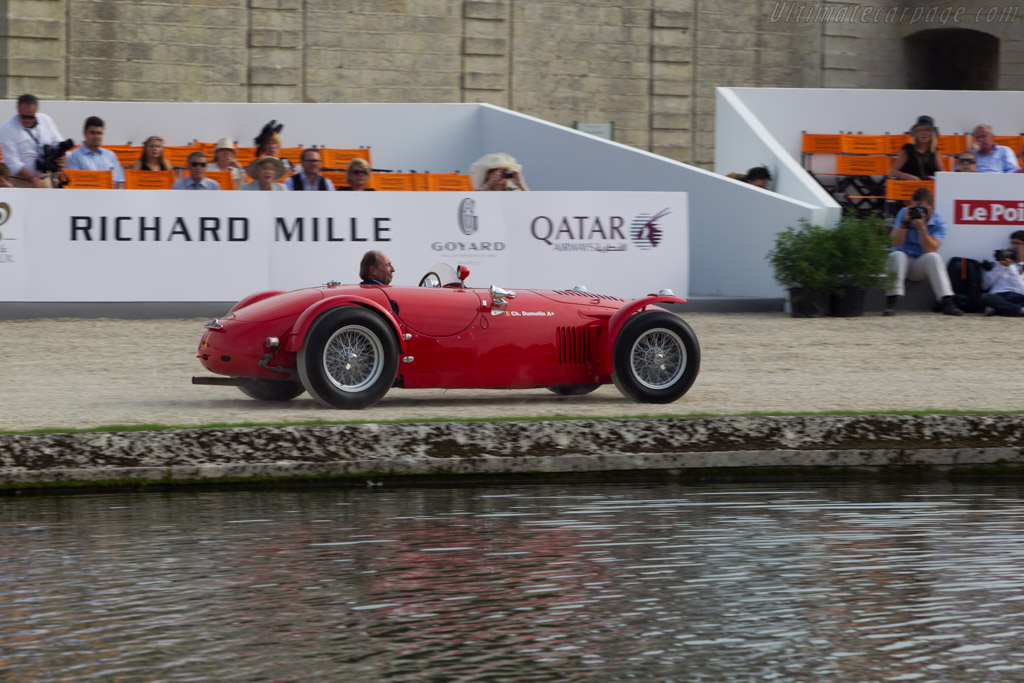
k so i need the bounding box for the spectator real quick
[65,116,126,189]
[889,115,940,180]
[972,124,1019,173]
[0,93,66,188]
[744,166,772,188]
[359,250,394,285]
[130,135,174,172]
[955,151,978,172]
[240,156,287,191]
[208,137,246,189]
[883,187,963,317]
[337,157,375,191]
[470,152,529,191]
[0,163,13,188]
[252,120,291,176]
[172,152,220,190]
[980,231,1024,317]
[286,148,334,191]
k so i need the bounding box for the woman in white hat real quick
[240,156,288,191]
[470,152,529,191]
[208,137,247,189]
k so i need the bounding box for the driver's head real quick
[360,250,394,284]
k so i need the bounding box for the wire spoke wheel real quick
[323,325,384,392]
[629,328,685,390]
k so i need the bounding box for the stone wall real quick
[0,0,1020,168]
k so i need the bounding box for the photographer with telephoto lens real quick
[979,231,1024,316]
[0,94,67,188]
[883,186,964,316]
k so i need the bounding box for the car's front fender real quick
[597,295,687,374]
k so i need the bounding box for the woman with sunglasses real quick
[955,152,978,172]
[337,157,375,191]
[889,115,940,181]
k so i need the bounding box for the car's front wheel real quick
[237,378,306,402]
[297,307,398,409]
[611,311,699,403]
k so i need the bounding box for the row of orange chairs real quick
[61,169,473,191]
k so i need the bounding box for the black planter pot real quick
[788,287,829,318]
[829,288,867,317]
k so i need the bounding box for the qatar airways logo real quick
[955,200,1024,226]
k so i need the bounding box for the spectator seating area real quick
[1,141,474,191]
[801,131,1024,215]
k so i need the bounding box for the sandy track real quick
[2,312,1020,432]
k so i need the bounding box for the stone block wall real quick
[0,0,1021,168]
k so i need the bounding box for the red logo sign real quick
[954,200,1024,225]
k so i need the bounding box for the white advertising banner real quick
[936,172,1024,260]
[0,190,687,302]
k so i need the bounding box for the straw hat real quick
[469,152,521,190]
[246,156,287,180]
[212,137,236,154]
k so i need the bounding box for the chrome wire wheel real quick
[322,324,384,392]
[629,328,686,390]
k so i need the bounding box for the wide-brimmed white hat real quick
[246,155,287,180]
[212,137,236,154]
[469,152,521,189]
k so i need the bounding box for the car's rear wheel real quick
[297,307,398,409]
[237,378,305,402]
[547,385,601,396]
[611,311,699,403]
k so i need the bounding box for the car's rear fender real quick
[227,290,286,315]
[285,297,405,354]
[597,295,687,374]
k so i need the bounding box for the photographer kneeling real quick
[980,232,1024,317]
[884,187,963,316]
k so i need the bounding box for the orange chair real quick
[163,146,200,168]
[205,170,234,190]
[235,147,258,166]
[839,134,889,154]
[62,170,114,189]
[124,169,176,190]
[885,179,934,203]
[322,148,373,169]
[371,173,417,191]
[835,155,890,176]
[426,174,473,191]
[801,134,842,154]
[937,135,968,155]
[107,145,141,167]
[278,147,306,166]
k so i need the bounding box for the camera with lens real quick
[994,248,1018,262]
[36,138,74,174]
[906,204,929,221]
[502,170,515,179]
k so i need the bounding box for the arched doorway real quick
[904,29,998,89]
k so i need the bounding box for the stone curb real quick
[3,414,1024,487]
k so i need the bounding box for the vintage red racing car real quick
[193,264,700,409]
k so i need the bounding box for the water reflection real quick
[4,482,1024,680]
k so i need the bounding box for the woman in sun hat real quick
[470,152,529,191]
[208,137,247,189]
[240,156,287,191]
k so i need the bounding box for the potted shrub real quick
[766,220,835,317]
[829,212,894,317]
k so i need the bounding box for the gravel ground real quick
[2,311,1019,432]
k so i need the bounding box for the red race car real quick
[193,264,700,409]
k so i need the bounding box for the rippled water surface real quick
[6,481,1024,681]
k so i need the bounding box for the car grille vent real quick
[552,290,625,301]
[558,326,593,366]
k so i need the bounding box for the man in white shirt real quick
[981,231,1024,316]
[0,94,66,188]
[64,116,126,189]
[286,148,334,191]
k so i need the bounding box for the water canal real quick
[4,480,1024,681]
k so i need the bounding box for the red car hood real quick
[231,288,324,322]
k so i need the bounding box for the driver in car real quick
[359,250,394,285]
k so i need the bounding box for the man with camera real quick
[980,232,1024,317]
[0,94,68,188]
[884,187,963,316]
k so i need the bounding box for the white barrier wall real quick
[936,173,1024,259]
[0,190,688,302]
